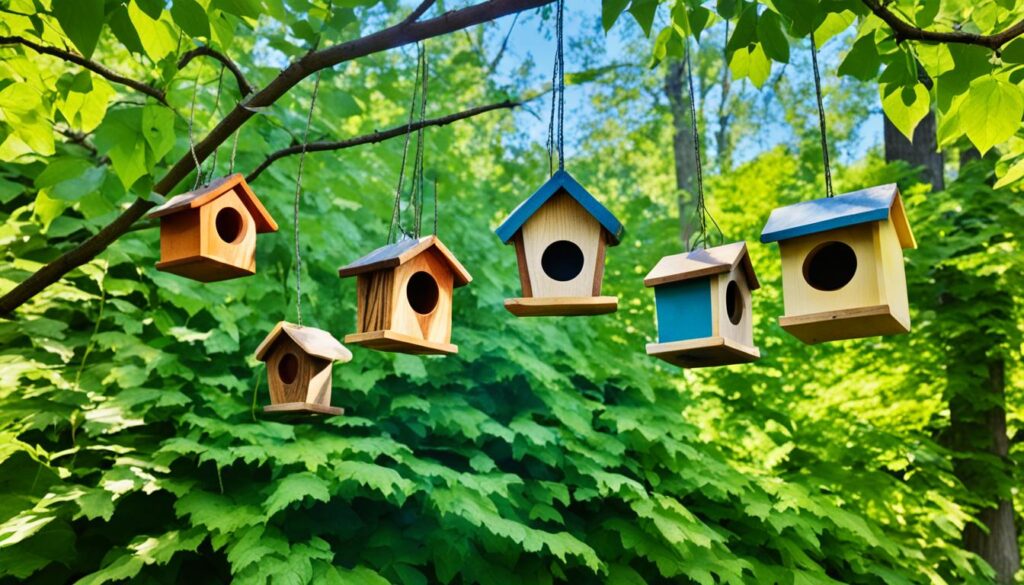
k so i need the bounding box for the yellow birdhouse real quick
[338,235,472,355]
[147,174,278,282]
[644,242,761,368]
[495,170,624,316]
[760,184,917,344]
[255,322,352,416]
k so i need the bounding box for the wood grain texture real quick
[504,296,617,317]
[646,336,760,369]
[155,189,258,282]
[344,330,457,355]
[356,272,394,334]
[714,268,755,348]
[592,233,606,296]
[389,249,454,345]
[263,402,344,416]
[253,322,352,362]
[148,174,278,232]
[778,304,910,344]
[512,232,532,297]
[643,241,759,289]
[520,193,602,298]
[778,223,880,316]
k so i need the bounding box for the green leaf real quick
[35,158,92,189]
[995,157,1024,189]
[210,0,262,19]
[171,0,211,38]
[757,11,790,63]
[602,0,631,32]
[93,108,147,189]
[128,0,177,62]
[142,105,175,163]
[1003,38,1024,64]
[726,3,757,55]
[960,76,1024,154]
[837,33,879,81]
[52,0,105,59]
[628,0,658,36]
[880,82,930,140]
[264,472,330,517]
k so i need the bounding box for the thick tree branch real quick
[0,35,168,104]
[861,0,1024,50]
[248,100,519,181]
[178,46,254,96]
[0,0,554,316]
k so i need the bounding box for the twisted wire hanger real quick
[546,0,565,175]
[810,32,834,197]
[683,37,723,251]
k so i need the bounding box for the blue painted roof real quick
[760,184,913,246]
[495,170,624,246]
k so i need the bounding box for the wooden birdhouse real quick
[146,173,278,282]
[644,242,761,368]
[760,184,917,344]
[254,321,352,416]
[338,235,472,355]
[495,170,624,316]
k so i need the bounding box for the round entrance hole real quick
[278,353,298,384]
[407,271,439,315]
[215,207,244,244]
[725,280,743,325]
[540,240,584,282]
[803,241,858,291]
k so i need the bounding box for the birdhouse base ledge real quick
[779,304,910,344]
[345,330,458,355]
[646,337,760,369]
[263,402,344,416]
[155,255,255,282]
[504,296,618,317]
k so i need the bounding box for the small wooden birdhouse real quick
[146,173,278,282]
[760,184,917,344]
[644,242,761,368]
[338,235,472,355]
[495,170,624,316]
[254,321,352,416]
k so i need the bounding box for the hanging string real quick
[207,65,226,179]
[683,38,724,250]
[228,128,240,175]
[809,32,834,198]
[387,42,424,244]
[412,43,429,238]
[186,72,202,189]
[432,176,438,236]
[292,71,322,326]
[546,0,565,175]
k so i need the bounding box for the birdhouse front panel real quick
[654,278,712,343]
[714,266,754,348]
[778,223,881,316]
[520,192,603,298]
[265,336,332,406]
[388,248,454,345]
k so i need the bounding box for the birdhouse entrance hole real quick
[541,240,584,282]
[407,271,440,315]
[803,241,857,291]
[277,352,299,384]
[215,207,244,244]
[726,280,743,325]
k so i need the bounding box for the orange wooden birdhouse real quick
[255,321,352,416]
[338,235,472,355]
[146,173,278,282]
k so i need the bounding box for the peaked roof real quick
[147,173,278,233]
[760,184,916,248]
[644,241,760,290]
[254,321,352,362]
[495,170,624,246]
[337,235,472,287]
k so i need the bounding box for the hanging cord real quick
[683,38,724,250]
[207,65,226,179]
[186,72,203,189]
[412,44,429,237]
[388,43,424,244]
[809,32,834,197]
[432,176,438,236]
[546,0,565,175]
[228,128,240,174]
[293,71,322,326]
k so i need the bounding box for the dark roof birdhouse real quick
[338,235,472,355]
[760,184,916,344]
[255,321,352,416]
[644,242,761,368]
[495,170,624,317]
[147,173,278,282]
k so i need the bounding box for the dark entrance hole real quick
[540,240,584,282]
[725,280,743,325]
[803,241,858,291]
[278,353,299,384]
[215,207,244,244]
[407,271,439,315]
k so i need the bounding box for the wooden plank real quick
[504,296,617,317]
[778,223,880,317]
[345,330,458,355]
[520,193,602,298]
[338,236,471,286]
[158,208,200,264]
[512,232,532,297]
[263,402,344,416]
[591,232,606,296]
[643,242,757,288]
[154,254,255,282]
[646,336,760,369]
[778,303,909,344]
[148,173,277,233]
[199,189,256,274]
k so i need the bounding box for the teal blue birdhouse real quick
[644,242,760,368]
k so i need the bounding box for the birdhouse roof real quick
[495,169,624,246]
[759,183,916,248]
[337,235,472,287]
[254,321,353,362]
[147,173,278,233]
[644,241,760,290]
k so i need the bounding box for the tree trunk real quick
[883,111,944,191]
[664,58,697,246]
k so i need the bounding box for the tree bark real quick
[664,58,697,246]
[883,111,944,191]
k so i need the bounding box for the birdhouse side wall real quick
[713,268,754,347]
[388,250,454,345]
[779,223,880,317]
[653,278,713,343]
[158,209,201,263]
[199,188,257,272]
[266,337,322,405]
[356,271,395,334]
[520,192,602,298]
[874,218,911,330]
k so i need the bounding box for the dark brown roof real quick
[337,235,472,287]
[147,173,278,233]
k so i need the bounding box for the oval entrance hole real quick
[215,207,244,244]
[803,241,858,291]
[725,280,743,325]
[407,271,439,315]
[540,240,584,282]
[278,353,299,385]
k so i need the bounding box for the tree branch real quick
[178,46,254,96]
[247,100,519,181]
[0,0,554,316]
[860,0,1024,50]
[399,0,437,28]
[0,35,168,105]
